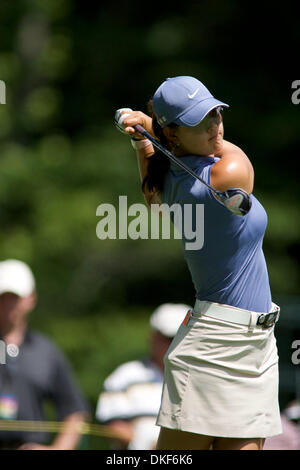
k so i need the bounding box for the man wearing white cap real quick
[0,259,89,450]
[95,303,191,450]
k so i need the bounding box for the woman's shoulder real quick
[210,141,254,194]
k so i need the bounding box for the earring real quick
[172,141,180,150]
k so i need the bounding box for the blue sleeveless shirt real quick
[162,155,272,313]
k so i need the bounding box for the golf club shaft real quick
[134,124,222,198]
[132,123,251,217]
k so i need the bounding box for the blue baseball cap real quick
[152,76,229,127]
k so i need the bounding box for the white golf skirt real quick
[156,306,282,438]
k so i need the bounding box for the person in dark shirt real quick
[0,259,89,450]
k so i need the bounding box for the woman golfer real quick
[115,76,281,450]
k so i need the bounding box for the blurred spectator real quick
[264,401,300,450]
[95,303,191,450]
[0,259,90,450]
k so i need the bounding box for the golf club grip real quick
[134,124,156,145]
[134,124,188,167]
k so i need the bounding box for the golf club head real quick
[220,188,252,216]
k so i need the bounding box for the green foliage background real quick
[0,0,299,448]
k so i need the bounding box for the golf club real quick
[134,124,252,217]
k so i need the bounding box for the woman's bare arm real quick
[121,111,161,205]
[210,140,254,194]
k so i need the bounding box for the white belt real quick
[193,300,280,329]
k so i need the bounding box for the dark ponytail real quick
[142,100,177,194]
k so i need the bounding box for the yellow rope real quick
[0,420,121,438]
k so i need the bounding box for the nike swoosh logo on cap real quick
[188,88,200,99]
